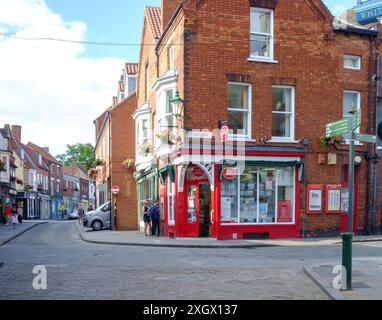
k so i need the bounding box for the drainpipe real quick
[365,35,375,234]
[371,52,380,234]
[108,113,112,231]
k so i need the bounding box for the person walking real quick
[10,212,18,229]
[142,200,151,237]
[4,204,11,225]
[149,199,160,237]
[78,204,84,225]
[17,205,23,224]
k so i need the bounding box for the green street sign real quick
[351,110,361,131]
[355,133,376,144]
[326,118,349,138]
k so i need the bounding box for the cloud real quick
[0,0,125,155]
[331,5,348,17]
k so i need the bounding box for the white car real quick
[68,209,79,220]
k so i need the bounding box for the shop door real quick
[185,181,211,237]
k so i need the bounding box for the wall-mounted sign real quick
[192,167,205,178]
[306,184,323,214]
[355,1,382,25]
[326,184,341,214]
[223,167,238,180]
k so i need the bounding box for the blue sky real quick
[44,0,357,63]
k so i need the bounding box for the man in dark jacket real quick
[148,200,160,237]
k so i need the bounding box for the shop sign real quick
[355,2,382,25]
[192,167,205,178]
[223,167,238,180]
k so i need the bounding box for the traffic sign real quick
[111,185,120,195]
[326,118,349,138]
[355,133,376,144]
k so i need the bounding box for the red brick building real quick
[133,0,382,239]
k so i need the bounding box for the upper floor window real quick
[168,45,174,70]
[272,86,295,141]
[250,8,274,60]
[142,119,149,140]
[343,90,361,133]
[344,55,361,70]
[228,83,251,138]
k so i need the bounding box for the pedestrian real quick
[17,205,23,224]
[4,204,11,225]
[148,199,160,237]
[88,204,94,212]
[10,212,18,229]
[142,200,151,237]
[78,204,84,225]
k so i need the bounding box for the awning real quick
[158,165,175,184]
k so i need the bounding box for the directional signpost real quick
[325,109,375,291]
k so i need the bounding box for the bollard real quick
[341,232,353,290]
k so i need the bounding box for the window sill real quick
[227,136,256,143]
[269,139,299,144]
[247,57,279,64]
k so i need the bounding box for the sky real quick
[0,0,358,156]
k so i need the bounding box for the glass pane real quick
[250,34,270,58]
[228,85,249,109]
[251,10,271,33]
[187,185,196,223]
[272,87,292,112]
[166,90,174,114]
[344,56,359,69]
[343,92,359,116]
[272,113,291,137]
[277,168,294,223]
[220,177,239,223]
[240,167,258,223]
[258,169,276,223]
[228,111,248,134]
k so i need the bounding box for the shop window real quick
[228,83,251,138]
[250,8,274,60]
[272,86,294,141]
[220,166,295,225]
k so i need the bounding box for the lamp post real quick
[169,90,184,119]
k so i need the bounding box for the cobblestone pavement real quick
[0,222,381,300]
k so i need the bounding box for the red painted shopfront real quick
[162,146,305,240]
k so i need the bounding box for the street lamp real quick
[169,90,184,118]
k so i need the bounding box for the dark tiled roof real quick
[145,6,162,39]
[27,142,60,165]
[126,63,138,75]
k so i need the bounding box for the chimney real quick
[161,0,180,31]
[80,162,87,172]
[11,125,21,142]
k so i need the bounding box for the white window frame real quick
[344,55,361,70]
[249,7,274,61]
[167,175,175,225]
[227,82,252,140]
[142,119,149,141]
[271,85,295,142]
[221,167,296,226]
[343,90,361,144]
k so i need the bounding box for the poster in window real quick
[278,200,292,223]
[306,184,323,214]
[326,184,341,214]
[221,197,232,222]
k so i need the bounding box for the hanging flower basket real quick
[16,179,23,185]
[94,159,105,166]
[0,160,6,172]
[320,135,343,148]
[88,167,99,178]
[139,143,153,156]
[25,185,33,190]
[122,158,135,169]
[156,130,177,145]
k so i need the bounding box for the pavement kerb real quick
[303,266,347,301]
[75,225,278,249]
[0,222,48,247]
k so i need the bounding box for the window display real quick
[220,166,295,224]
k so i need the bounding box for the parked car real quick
[68,209,79,220]
[83,202,111,231]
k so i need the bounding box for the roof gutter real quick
[335,26,378,37]
[94,111,111,151]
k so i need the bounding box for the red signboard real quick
[220,126,229,144]
[223,167,238,180]
[111,185,120,195]
[277,201,292,222]
[192,167,205,178]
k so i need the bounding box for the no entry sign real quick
[111,185,120,195]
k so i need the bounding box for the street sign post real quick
[324,109,372,291]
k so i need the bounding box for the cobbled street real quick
[1,221,382,300]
